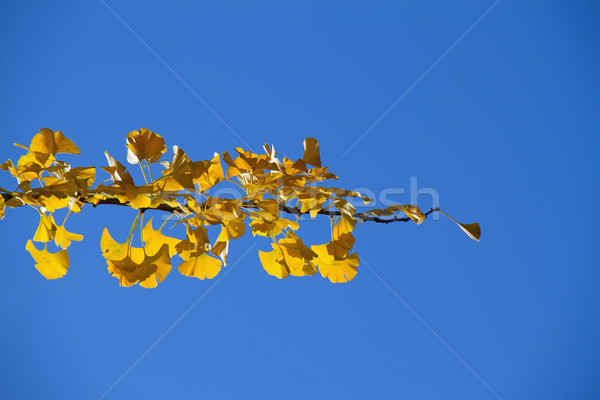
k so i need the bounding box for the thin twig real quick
[0,192,436,224]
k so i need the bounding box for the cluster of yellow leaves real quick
[100,220,168,287]
[259,233,318,278]
[0,129,87,279]
[24,211,84,279]
[0,128,481,287]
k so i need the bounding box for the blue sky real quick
[1,1,599,399]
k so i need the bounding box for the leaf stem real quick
[139,211,145,245]
[62,208,72,226]
[145,160,153,182]
[138,162,148,185]
[196,182,210,200]
[225,178,245,189]
[160,213,175,230]
[330,216,334,240]
[127,211,142,254]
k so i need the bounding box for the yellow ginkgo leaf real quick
[55,225,83,249]
[319,253,359,283]
[106,243,171,287]
[126,128,166,164]
[40,194,70,213]
[25,240,69,280]
[154,145,196,192]
[258,245,288,279]
[221,151,252,178]
[14,153,45,181]
[0,196,5,219]
[139,244,172,288]
[437,210,481,241]
[102,152,134,184]
[100,228,130,260]
[402,205,427,224]
[5,196,23,208]
[302,137,321,167]
[17,151,54,169]
[107,252,156,287]
[278,236,317,277]
[457,222,481,241]
[64,166,96,190]
[192,153,225,191]
[178,253,222,280]
[258,235,317,279]
[332,232,355,257]
[312,242,360,283]
[128,192,152,209]
[333,199,356,238]
[217,219,246,241]
[249,216,298,237]
[68,197,84,213]
[16,128,80,155]
[33,213,57,242]
[175,225,211,260]
[296,188,329,218]
[283,157,308,175]
[0,160,16,176]
[211,239,229,265]
[256,198,280,216]
[100,232,170,282]
[142,218,180,257]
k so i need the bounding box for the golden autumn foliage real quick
[0,128,481,287]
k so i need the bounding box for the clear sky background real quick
[1,1,599,399]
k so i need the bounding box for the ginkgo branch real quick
[0,192,437,224]
[0,128,480,286]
